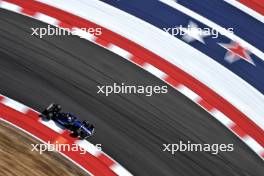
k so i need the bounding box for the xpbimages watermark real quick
[97,83,168,96]
[31,141,102,155]
[163,23,234,39]
[31,25,102,38]
[163,141,234,155]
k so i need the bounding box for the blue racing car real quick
[40,103,95,139]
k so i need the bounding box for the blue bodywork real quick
[41,104,94,139]
[52,112,94,138]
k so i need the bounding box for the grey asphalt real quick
[0,9,263,176]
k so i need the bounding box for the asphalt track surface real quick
[0,9,263,176]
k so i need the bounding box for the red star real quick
[219,42,255,66]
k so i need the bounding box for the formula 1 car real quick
[39,103,95,139]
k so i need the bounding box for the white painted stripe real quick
[75,140,101,156]
[143,64,167,79]
[34,13,59,25]
[108,44,132,59]
[1,98,28,113]
[77,139,133,175]
[111,164,133,176]
[0,1,21,12]
[260,151,264,158]
[71,28,97,41]
[159,0,264,61]
[210,109,234,127]
[39,119,65,133]
[36,0,264,130]
[224,0,264,23]
[243,136,263,153]
[176,85,200,101]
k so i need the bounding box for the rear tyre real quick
[46,103,55,111]
[46,112,53,120]
[46,103,61,113]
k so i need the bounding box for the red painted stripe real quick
[95,38,110,47]
[21,8,36,16]
[25,109,39,120]
[58,21,74,30]
[230,124,247,138]
[164,76,180,87]
[238,0,264,15]
[0,103,117,176]
[198,99,214,112]
[4,0,264,147]
[97,153,115,167]
[130,56,146,66]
